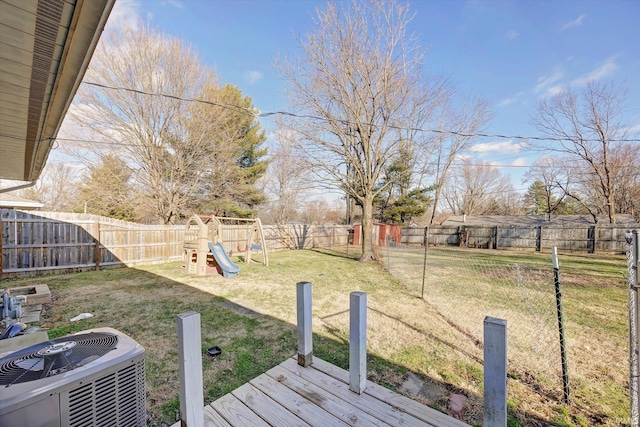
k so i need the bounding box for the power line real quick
[81,81,640,144]
[48,136,640,173]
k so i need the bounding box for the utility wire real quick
[40,136,640,175]
[81,81,640,144]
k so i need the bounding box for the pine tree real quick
[76,154,138,221]
[189,84,268,218]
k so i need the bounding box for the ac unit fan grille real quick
[0,332,118,386]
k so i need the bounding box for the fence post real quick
[493,226,499,250]
[588,225,597,254]
[177,311,204,427]
[165,227,171,261]
[552,247,570,403]
[484,316,507,427]
[421,227,428,299]
[629,230,640,425]
[536,226,542,252]
[332,226,336,249]
[350,291,367,394]
[94,221,101,271]
[297,281,313,367]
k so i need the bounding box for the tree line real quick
[20,0,639,262]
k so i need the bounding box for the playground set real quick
[181,215,268,279]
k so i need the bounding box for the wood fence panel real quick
[424,226,459,246]
[1,210,184,279]
[466,226,494,249]
[3,210,635,279]
[402,227,425,245]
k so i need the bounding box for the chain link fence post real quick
[552,247,570,403]
[628,229,640,426]
[421,227,428,299]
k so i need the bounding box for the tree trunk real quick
[359,194,376,261]
[608,193,616,224]
[429,185,442,225]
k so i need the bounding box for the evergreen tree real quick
[523,180,553,215]
[76,154,138,221]
[374,144,431,225]
[189,84,268,218]
[379,188,431,224]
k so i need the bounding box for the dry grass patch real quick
[3,248,629,426]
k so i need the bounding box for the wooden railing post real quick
[297,281,313,367]
[0,215,3,278]
[177,311,204,427]
[484,316,507,427]
[349,291,367,394]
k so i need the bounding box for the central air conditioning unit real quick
[0,327,146,427]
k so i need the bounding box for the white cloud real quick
[243,70,263,84]
[163,0,184,8]
[470,140,528,154]
[532,56,619,99]
[533,68,564,94]
[104,0,142,32]
[625,123,640,134]
[560,14,586,31]
[498,97,517,107]
[545,84,565,97]
[498,91,526,107]
[511,157,528,167]
[505,30,519,40]
[571,56,618,85]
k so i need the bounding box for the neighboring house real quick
[0,193,43,210]
[441,214,639,227]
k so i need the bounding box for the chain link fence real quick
[380,241,564,388]
[318,228,632,421]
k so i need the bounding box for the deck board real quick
[177,356,471,427]
[250,372,349,426]
[231,382,311,427]
[309,357,470,427]
[279,358,428,427]
[204,405,233,427]
[210,393,271,427]
[266,365,391,427]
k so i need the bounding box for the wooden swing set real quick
[182,215,268,277]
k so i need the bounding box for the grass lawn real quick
[3,248,629,426]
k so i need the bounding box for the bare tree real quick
[277,0,458,261]
[443,160,513,215]
[70,26,225,224]
[418,98,493,224]
[533,81,630,224]
[261,128,308,224]
[20,162,78,211]
[523,156,570,218]
[609,143,640,220]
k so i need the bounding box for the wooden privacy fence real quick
[1,210,184,278]
[277,224,635,253]
[3,210,636,278]
[404,224,634,253]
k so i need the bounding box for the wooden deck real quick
[173,356,470,427]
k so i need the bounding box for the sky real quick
[58,0,640,193]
